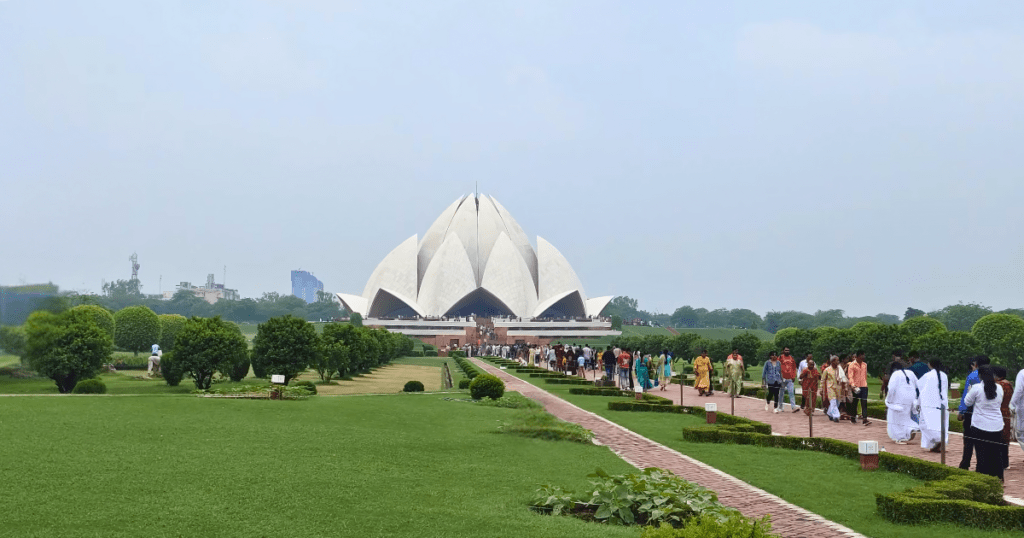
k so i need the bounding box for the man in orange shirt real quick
[847,351,872,425]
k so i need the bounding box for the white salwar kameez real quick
[916,369,949,449]
[885,369,919,442]
[1011,370,1024,451]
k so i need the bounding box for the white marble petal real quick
[367,287,426,318]
[362,234,418,305]
[417,195,468,290]
[585,296,613,317]
[418,233,478,316]
[532,289,585,318]
[488,195,538,290]
[481,232,538,318]
[335,293,368,316]
[536,236,586,305]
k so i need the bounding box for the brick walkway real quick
[472,359,865,538]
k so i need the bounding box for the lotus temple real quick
[337,193,618,349]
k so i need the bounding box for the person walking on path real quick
[917,359,950,452]
[837,355,853,419]
[958,355,990,470]
[636,354,652,391]
[762,352,783,413]
[885,361,919,444]
[847,351,872,425]
[617,348,632,390]
[908,351,929,379]
[694,350,713,396]
[602,346,616,383]
[660,350,672,392]
[822,356,842,421]
[799,357,820,416]
[993,366,1013,470]
[797,354,809,409]
[1012,365,1024,454]
[778,349,799,413]
[724,351,744,398]
[649,353,661,389]
[963,365,1006,481]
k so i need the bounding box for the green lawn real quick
[0,394,639,538]
[496,365,1018,538]
[0,353,19,367]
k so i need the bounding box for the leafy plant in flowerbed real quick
[193,384,313,400]
[476,392,541,409]
[679,414,1021,530]
[531,468,771,532]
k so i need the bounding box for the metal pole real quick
[679,359,684,407]
[731,392,735,415]
[940,404,947,465]
[809,404,813,438]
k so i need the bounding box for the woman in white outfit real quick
[885,361,919,444]
[916,359,949,452]
[1011,366,1024,452]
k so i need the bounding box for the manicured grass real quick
[0,394,639,538]
[498,365,1018,538]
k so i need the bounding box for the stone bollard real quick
[859,441,879,470]
[635,385,643,401]
[705,402,717,424]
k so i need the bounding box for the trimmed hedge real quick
[71,378,107,394]
[568,387,630,397]
[424,349,438,357]
[458,378,471,389]
[449,350,466,359]
[403,380,424,392]
[543,378,594,386]
[676,413,1018,530]
[607,401,773,434]
[291,380,317,395]
[453,356,482,379]
[529,373,567,378]
[470,374,505,400]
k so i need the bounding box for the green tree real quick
[928,303,993,332]
[901,317,946,339]
[113,306,161,356]
[730,333,760,364]
[0,325,26,358]
[773,328,814,359]
[610,315,622,331]
[350,312,363,327]
[318,323,353,381]
[913,330,981,380]
[810,327,856,360]
[706,339,732,363]
[904,307,925,320]
[157,314,187,351]
[251,315,319,384]
[671,306,702,328]
[971,313,1024,356]
[24,310,112,393]
[665,333,701,361]
[173,316,248,390]
[727,308,762,329]
[67,304,115,340]
[994,329,1024,381]
[852,324,913,377]
[763,311,815,333]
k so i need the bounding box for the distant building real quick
[168,274,239,304]
[291,270,324,304]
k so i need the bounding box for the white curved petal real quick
[418,233,478,316]
[417,195,468,290]
[362,234,418,305]
[481,232,537,318]
[367,287,426,318]
[335,293,368,316]
[532,290,585,318]
[586,296,613,317]
[488,195,538,290]
[537,236,586,305]
[444,195,483,285]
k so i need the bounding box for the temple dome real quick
[337,194,611,319]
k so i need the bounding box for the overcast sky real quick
[2,1,1023,318]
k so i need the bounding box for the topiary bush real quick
[162,352,184,386]
[113,305,161,356]
[449,350,466,359]
[458,378,471,389]
[72,378,107,394]
[470,374,505,400]
[424,349,438,357]
[228,353,251,382]
[291,380,317,395]
[403,380,425,392]
[67,305,115,340]
[157,314,187,352]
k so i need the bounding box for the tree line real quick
[603,296,1023,334]
[610,313,1024,381]
[0,302,411,393]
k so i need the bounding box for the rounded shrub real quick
[160,352,184,386]
[424,349,438,357]
[291,380,317,395]
[403,380,425,392]
[458,378,471,389]
[113,305,161,356]
[469,374,505,400]
[72,378,107,394]
[67,305,115,340]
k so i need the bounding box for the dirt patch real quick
[317,364,441,395]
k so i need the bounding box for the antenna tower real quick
[129,252,140,281]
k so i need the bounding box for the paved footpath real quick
[472,358,865,538]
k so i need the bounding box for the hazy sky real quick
[3,1,1023,317]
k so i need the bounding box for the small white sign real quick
[859,440,879,455]
[705,403,717,412]
[271,375,286,384]
[500,366,507,370]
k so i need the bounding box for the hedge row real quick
[543,378,594,386]
[529,373,567,378]
[678,416,1017,530]
[606,402,772,434]
[453,356,482,380]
